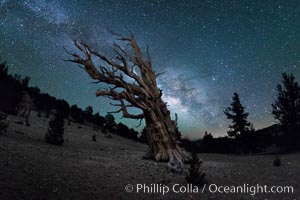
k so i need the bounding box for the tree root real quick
[143,146,191,173]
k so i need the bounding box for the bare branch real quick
[108,99,144,119]
[65,34,159,119]
[95,89,125,101]
[155,71,166,78]
[135,118,144,128]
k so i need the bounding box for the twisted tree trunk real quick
[64,33,190,172]
[143,104,190,172]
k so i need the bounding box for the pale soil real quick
[0,113,299,200]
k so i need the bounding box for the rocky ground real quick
[0,113,299,200]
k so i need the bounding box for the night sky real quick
[1,0,300,139]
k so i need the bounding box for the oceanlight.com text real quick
[125,183,294,196]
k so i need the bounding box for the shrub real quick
[116,123,139,141]
[0,113,8,133]
[101,127,107,134]
[273,155,281,167]
[45,111,64,145]
[185,152,207,187]
[45,110,50,118]
[0,121,8,133]
[25,119,30,127]
[92,134,96,141]
[104,113,116,130]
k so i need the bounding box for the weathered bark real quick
[17,92,33,119]
[143,102,191,173]
[64,34,190,172]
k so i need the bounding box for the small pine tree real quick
[85,106,93,115]
[272,73,300,145]
[25,118,30,127]
[224,93,251,139]
[94,112,104,127]
[273,155,281,167]
[104,113,116,130]
[185,152,207,187]
[203,131,213,145]
[45,111,64,145]
[84,106,94,122]
[101,127,107,134]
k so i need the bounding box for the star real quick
[0,0,299,139]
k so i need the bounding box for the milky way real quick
[0,0,300,139]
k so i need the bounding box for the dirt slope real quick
[0,113,299,200]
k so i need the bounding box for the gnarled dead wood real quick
[65,34,190,173]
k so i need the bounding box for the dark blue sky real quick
[0,0,299,139]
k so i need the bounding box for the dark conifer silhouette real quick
[0,60,24,114]
[0,59,141,141]
[116,123,139,141]
[203,131,213,143]
[203,131,214,147]
[85,106,93,115]
[273,154,281,167]
[56,99,70,118]
[84,106,94,123]
[272,73,300,146]
[185,152,207,186]
[70,105,84,123]
[224,93,251,139]
[92,134,96,141]
[104,113,116,130]
[94,112,105,127]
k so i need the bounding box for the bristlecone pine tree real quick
[65,34,190,172]
[272,73,300,145]
[224,92,251,139]
[46,111,64,145]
